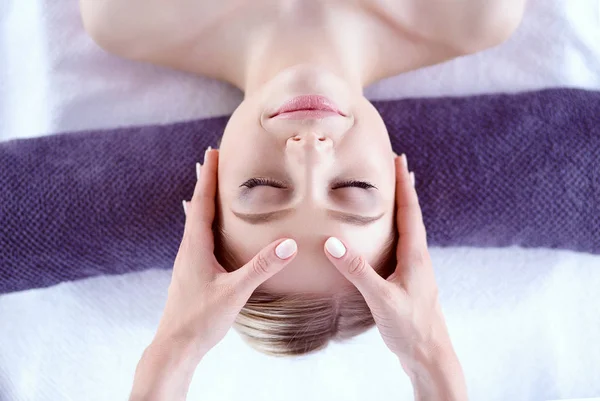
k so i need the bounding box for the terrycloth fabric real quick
[2,2,600,400]
[1,88,599,294]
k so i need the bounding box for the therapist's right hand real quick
[324,154,468,401]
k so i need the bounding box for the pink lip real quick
[271,95,345,119]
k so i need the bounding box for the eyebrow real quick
[232,209,385,226]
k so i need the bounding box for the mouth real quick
[270,95,346,119]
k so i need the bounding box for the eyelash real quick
[331,180,377,190]
[241,178,287,188]
[241,178,376,190]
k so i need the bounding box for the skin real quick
[79,0,525,399]
[218,69,396,294]
[81,0,525,295]
[131,151,467,401]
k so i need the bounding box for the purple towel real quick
[1,88,599,294]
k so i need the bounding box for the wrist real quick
[147,335,206,369]
[398,309,454,370]
[129,338,205,401]
[153,324,211,361]
[154,314,215,361]
[399,330,456,380]
[398,318,467,401]
[402,344,467,401]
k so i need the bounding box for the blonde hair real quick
[214,225,396,357]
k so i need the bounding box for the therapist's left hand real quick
[155,148,298,357]
[131,149,298,401]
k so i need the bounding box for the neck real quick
[233,4,375,97]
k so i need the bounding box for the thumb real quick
[229,238,298,295]
[324,237,387,302]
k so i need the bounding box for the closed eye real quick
[240,178,376,190]
[240,178,287,189]
[331,180,377,190]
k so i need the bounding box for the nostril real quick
[292,137,301,142]
[318,137,326,142]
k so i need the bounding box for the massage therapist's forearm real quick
[400,335,468,401]
[129,338,204,401]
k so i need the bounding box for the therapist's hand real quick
[157,148,298,355]
[130,148,298,401]
[324,154,467,401]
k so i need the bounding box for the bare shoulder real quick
[78,0,527,84]
[79,0,232,60]
[358,0,526,81]
[369,0,527,54]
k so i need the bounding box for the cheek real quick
[218,125,279,190]
[220,99,267,158]
[219,218,267,266]
[336,218,395,263]
[343,132,395,201]
[220,113,281,168]
[360,112,396,199]
[349,102,393,163]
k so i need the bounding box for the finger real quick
[395,154,428,265]
[323,237,389,303]
[191,147,218,224]
[184,148,218,245]
[228,238,298,296]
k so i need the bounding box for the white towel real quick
[1,0,599,400]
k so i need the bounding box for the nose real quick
[285,132,334,202]
[286,132,333,154]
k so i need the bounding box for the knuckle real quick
[252,253,271,276]
[348,255,368,277]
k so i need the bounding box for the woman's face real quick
[218,65,396,295]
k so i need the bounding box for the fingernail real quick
[409,171,415,187]
[275,239,297,260]
[182,200,188,215]
[325,237,346,259]
[196,162,201,181]
[204,146,212,161]
[400,154,408,171]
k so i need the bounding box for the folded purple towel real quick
[1,88,599,294]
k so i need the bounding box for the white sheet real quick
[1,1,600,400]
